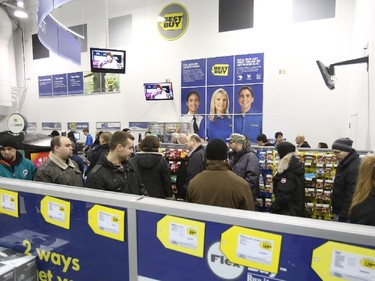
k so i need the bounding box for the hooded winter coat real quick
[271,152,305,217]
[229,140,260,201]
[332,149,360,222]
[187,161,254,210]
[134,152,173,198]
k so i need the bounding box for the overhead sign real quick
[157,3,189,41]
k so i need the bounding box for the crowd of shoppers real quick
[1,129,374,226]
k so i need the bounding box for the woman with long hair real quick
[206,88,232,142]
[349,156,375,226]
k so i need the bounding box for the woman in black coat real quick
[349,156,375,226]
[134,135,173,199]
[271,142,305,217]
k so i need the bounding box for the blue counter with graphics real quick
[0,178,374,281]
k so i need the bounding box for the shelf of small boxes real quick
[256,148,338,220]
[300,151,337,220]
[160,148,189,194]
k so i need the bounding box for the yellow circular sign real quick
[157,3,189,41]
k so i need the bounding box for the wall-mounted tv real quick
[316,60,335,90]
[144,82,174,100]
[90,47,126,74]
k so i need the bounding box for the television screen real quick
[144,82,174,100]
[73,132,80,141]
[316,60,335,90]
[30,151,49,168]
[90,47,126,74]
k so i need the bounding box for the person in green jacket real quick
[0,134,38,216]
[0,134,36,180]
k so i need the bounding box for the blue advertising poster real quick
[38,75,53,97]
[67,122,89,130]
[52,74,68,96]
[180,53,264,142]
[207,55,234,86]
[181,59,206,87]
[235,53,264,83]
[67,72,84,95]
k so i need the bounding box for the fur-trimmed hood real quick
[277,151,304,175]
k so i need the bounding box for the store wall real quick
[4,0,375,150]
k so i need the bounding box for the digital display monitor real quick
[90,47,126,74]
[144,82,174,101]
[30,151,49,168]
[73,132,80,141]
[316,60,335,90]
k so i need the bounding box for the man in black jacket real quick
[331,137,360,222]
[176,134,206,200]
[86,131,146,195]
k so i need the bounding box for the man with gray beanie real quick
[186,138,254,210]
[228,133,260,201]
[331,137,360,222]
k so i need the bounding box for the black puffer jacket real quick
[332,150,360,222]
[86,153,146,195]
[134,152,173,198]
[349,193,375,226]
[271,152,305,217]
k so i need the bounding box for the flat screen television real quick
[316,60,335,90]
[90,47,126,74]
[73,132,80,141]
[144,82,174,100]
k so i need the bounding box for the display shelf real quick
[148,122,191,143]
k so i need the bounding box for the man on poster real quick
[233,86,262,143]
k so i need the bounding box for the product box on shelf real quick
[0,246,37,281]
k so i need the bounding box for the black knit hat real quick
[277,141,295,159]
[0,134,18,150]
[206,138,228,160]
[332,137,353,152]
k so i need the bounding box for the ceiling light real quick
[0,0,29,18]
[13,9,28,18]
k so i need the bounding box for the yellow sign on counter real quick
[88,205,125,241]
[157,215,205,258]
[312,241,375,281]
[221,226,282,273]
[41,196,70,229]
[0,188,19,218]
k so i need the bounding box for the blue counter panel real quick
[137,210,374,281]
[0,192,130,281]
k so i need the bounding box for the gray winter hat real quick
[332,137,353,152]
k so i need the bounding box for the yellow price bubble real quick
[260,241,272,251]
[187,228,197,236]
[10,198,15,202]
[59,206,65,211]
[360,258,375,270]
[112,216,119,223]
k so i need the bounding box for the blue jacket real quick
[207,115,232,142]
[234,112,262,143]
[0,151,37,180]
